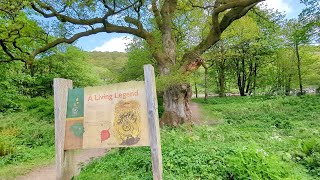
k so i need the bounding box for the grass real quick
[194,95,320,178]
[0,97,55,179]
[76,95,320,179]
[1,95,319,179]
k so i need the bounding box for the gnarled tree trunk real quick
[160,84,192,127]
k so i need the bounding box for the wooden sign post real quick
[53,78,76,180]
[144,65,163,180]
[53,64,163,180]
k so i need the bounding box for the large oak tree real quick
[1,0,264,126]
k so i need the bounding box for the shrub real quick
[0,136,15,157]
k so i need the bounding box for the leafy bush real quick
[0,97,55,168]
[0,92,21,112]
[292,138,320,176]
[0,131,16,156]
[22,97,54,121]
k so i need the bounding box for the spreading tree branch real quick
[31,1,104,25]
[0,40,26,63]
[31,27,105,57]
[181,0,264,73]
[1,0,263,69]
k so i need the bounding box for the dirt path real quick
[190,102,202,124]
[15,149,107,180]
[190,101,218,125]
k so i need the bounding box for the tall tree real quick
[203,41,229,97]
[223,15,261,96]
[1,0,264,126]
[274,48,296,95]
[284,20,310,95]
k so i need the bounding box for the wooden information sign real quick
[64,81,150,150]
[54,65,162,180]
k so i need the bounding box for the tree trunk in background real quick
[237,71,246,96]
[241,58,247,96]
[245,62,253,94]
[235,58,246,96]
[194,82,198,98]
[252,63,257,95]
[218,63,226,97]
[295,42,303,95]
[246,61,254,95]
[161,84,192,126]
[204,67,209,100]
[239,84,245,96]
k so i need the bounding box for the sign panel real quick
[64,81,150,150]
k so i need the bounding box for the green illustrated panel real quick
[66,88,84,118]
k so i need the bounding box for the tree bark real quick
[161,84,192,127]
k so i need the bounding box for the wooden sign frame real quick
[53,64,163,180]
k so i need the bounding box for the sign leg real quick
[54,78,76,180]
[144,65,163,180]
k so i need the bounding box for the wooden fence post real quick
[54,78,76,180]
[144,65,163,180]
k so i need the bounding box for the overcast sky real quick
[75,0,305,52]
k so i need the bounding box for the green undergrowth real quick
[0,97,55,179]
[76,95,320,179]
